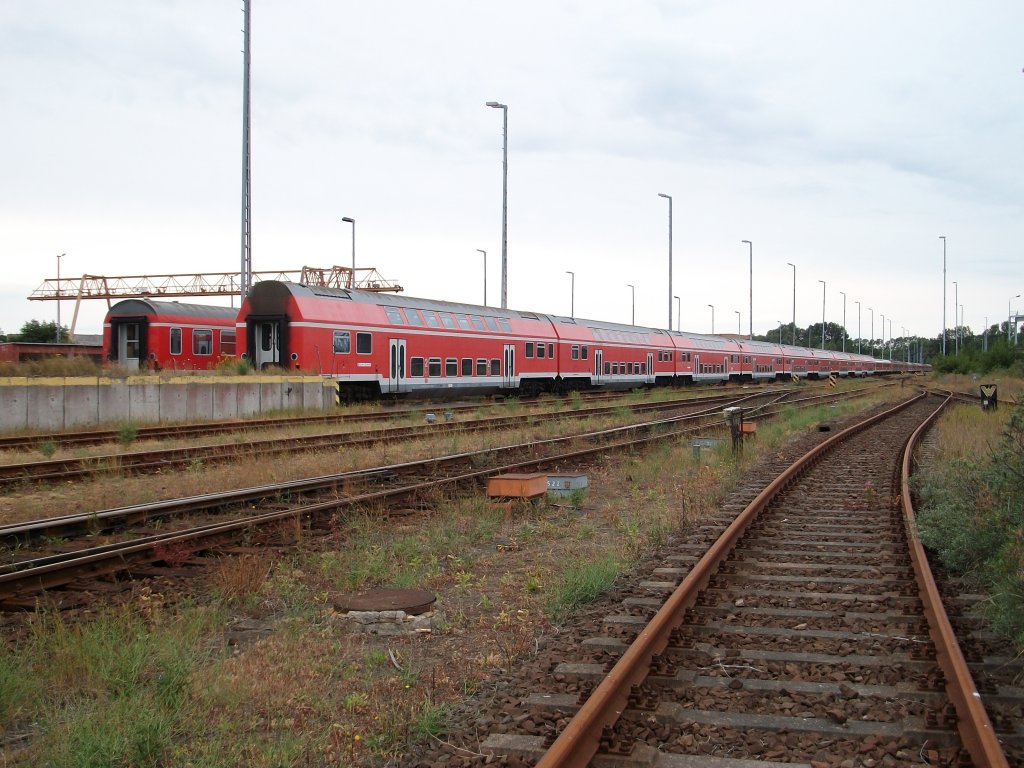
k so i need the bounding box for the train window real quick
[471,316,485,331]
[424,312,440,328]
[440,315,456,330]
[744,356,751,363]
[476,358,487,375]
[498,319,512,333]
[356,332,372,354]
[462,358,473,376]
[571,345,579,360]
[170,328,182,355]
[537,343,545,359]
[193,329,213,356]
[581,346,588,359]
[428,358,441,376]
[445,358,458,377]
[485,317,499,332]
[384,307,404,324]
[628,362,634,374]
[490,359,500,375]
[456,314,471,330]
[640,363,646,374]
[221,331,236,356]
[525,342,534,358]
[333,331,351,354]
[548,343,554,358]
[410,357,424,377]
[405,309,425,326]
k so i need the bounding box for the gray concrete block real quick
[260,381,283,412]
[159,383,188,423]
[128,381,161,423]
[64,381,100,427]
[0,384,28,431]
[28,383,65,430]
[98,380,130,424]
[185,382,214,421]
[236,381,261,416]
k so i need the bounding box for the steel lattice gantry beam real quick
[28,266,403,338]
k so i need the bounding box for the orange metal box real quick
[487,472,548,499]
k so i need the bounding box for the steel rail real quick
[0,389,865,603]
[900,396,1010,767]
[0,390,783,547]
[0,390,765,488]
[535,392,930,768]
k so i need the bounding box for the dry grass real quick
[0,383,911,767]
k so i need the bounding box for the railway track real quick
[0,385,868,489]
[457,393,1023,767]
[0,387,871,610]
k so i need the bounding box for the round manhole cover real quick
[334,588,436,615]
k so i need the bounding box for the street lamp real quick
[958,305,964,352]
[880,313,886,359]
[674,295,680,332]
[659,193,673,330]
[708,304,715,334]
[855,300,861,354]
[566,271,574,318]
[940,236,947,355]
[56,252,64,342]
[341,217,355,288]
[840,291,846,352]
[888,318,893,360]
[1010,294,1021,343]
[742,240,752,338]
[486,101,509,308]
[786,262,796,345]
[477,249,487,306]
[869,307,874,358]
[734,310,741,336]
[818,279,826,350]
[627,284,635,325]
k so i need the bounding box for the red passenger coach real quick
[103,299,238,371]
[239,281,540,400]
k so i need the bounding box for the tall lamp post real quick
[566,271,575,318]
[840,291,846,352]
[56,252,64,342]
[888,318,893,361]
[708,304,715,334]
[786,262,796,345]
[627,284,635,325]
[477,249,487,306]
[869,307,874,358]
[674,295,680,332]
[734,310,741,336]
[940,235,947,355]
[855,300,861,354]
[1011,294,1021,343]
[486,101,509,308]
[658,193,673,330]
[818,279,826,350]
[880,313,886,360]
[742,240,752,338]
[341,217,356,288]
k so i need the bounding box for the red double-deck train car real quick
[236,281,927,401]
[103,299,238,371]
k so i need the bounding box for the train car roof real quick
[105,298,238,320]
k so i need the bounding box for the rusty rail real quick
[535,393,929,768]
[900,395,1009,768]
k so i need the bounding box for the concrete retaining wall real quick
[0,375,338,432]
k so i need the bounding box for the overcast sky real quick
[2,1,1022,345]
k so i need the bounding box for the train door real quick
[387,338,406,394]
[117,322,142,371]
[502,344,515,388]
[593,349,604,384]
[646,352,654,384]
[254,321,280,369]
[693,354,700,380]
